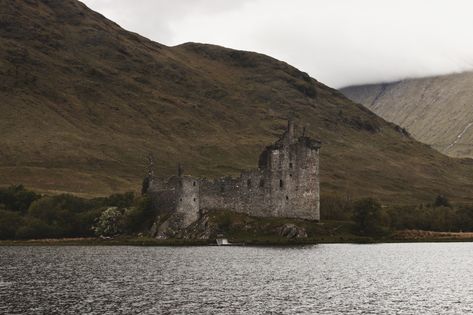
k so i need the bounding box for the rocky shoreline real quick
[2,229,473,247]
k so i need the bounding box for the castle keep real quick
[145,121,321,233]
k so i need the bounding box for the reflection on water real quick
[1,243,473,314]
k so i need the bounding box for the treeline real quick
[0,185,156,240]
[321,194,473,235]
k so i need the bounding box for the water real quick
[1,243,473,314]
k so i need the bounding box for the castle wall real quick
[146,177,177,213]
[197,136,320,221]
[147,120,321,229]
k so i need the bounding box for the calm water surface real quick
[1,243,473,314]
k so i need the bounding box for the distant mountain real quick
[2,0,473,204]
[341,72,473,159]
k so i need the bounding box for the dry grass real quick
[394,229,473,241]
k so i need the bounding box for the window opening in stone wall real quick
[279,179,283,188]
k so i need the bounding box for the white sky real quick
[81,0,473,88]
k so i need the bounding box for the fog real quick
[81,0,473,88]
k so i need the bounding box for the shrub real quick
[27,194,107,237]
[123,196,154,233]
[16,217,64,239]
[353,198,388,235]
[94,192,135,208]
[93,207,125,237]
[0,185,40,213]
[434,195,450,207]
[0,210,24,239]
[75,208,103,236]
[455,206,473,232]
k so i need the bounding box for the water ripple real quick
[1,243,473,314]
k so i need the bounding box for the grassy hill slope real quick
[341,72,473,159]
[2,0,473,204]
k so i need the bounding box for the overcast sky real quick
[81,0,473,88]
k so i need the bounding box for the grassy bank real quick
[3,229,473,247]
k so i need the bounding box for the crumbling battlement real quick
[146,120,321,234]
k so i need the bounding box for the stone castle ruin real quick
[144,120,321,235]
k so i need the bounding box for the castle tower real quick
[175,176,200,228]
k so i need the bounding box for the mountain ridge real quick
[341,71,473,158]
[2,0,473,205]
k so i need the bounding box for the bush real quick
[0,210,24,239]
[75,208,103,236]
[16,217,64,239]
[386,203,468,232]
[94,192,135,208]
[0,185,40,213]
[353,198,388,235]
[434,195,450,207]
[123,196,154,233]
[93,207,126,237]
[0,188,153,239]
[26,194,106,237]
[455,206,473,232]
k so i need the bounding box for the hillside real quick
[2,0,473,204]
[341,72,473,158]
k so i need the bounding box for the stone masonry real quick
[145,120,321,233]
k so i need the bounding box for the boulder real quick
[279,224,307,239]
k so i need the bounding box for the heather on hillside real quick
[3,0,473,206]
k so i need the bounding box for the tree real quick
[353,198,385,235]
[0,210,23,239]
[16,217,64,239]
[93,207,125,237]
[123,196,154,233]
[0,185,40,213]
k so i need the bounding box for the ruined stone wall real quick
[147,120,321,229]
[146,177,177,213]
[197,133,320,220]
[199,171,269,217]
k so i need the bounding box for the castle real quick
[145,120,321,234]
